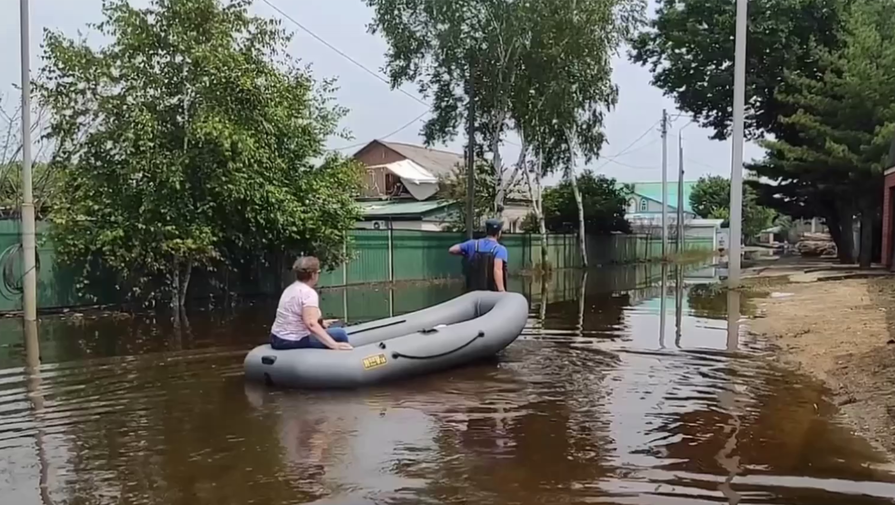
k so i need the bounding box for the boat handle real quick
[391,331,485,360]
[346,319,407,336]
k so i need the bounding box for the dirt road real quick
[749,276,895,456]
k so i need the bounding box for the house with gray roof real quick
[352,140,531,232]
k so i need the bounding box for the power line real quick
[603,159,657,170]
[259,0,430,109]
[602,137,660,160]
[262,0,525,150]
[685,157,718,171]
[594,119,662,171]
[333,110,431,152]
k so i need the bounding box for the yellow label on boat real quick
[362,353,388,370]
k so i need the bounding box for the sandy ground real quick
[748,276,895,456]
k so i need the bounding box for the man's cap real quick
[485,219,503,233]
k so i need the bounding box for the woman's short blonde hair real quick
[292,256,320,282]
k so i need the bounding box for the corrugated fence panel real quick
[317,265,345,288]
[0,220,94,313]
[346,230,390,284]
[0,220,21,313]
[391,230,464,281]
[500,234,529,273]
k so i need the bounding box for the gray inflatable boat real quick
[243,290,529,389]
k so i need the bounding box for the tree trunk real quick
[180,259,193,306]
[564,127,588,268]
[825,211,844,260]
[859,204,874,269]
[522,147,549,270]
[539,210,548,268]
[172,259,182,310]
[171,257,193,309]
[568,168,588,268]
[491,114,505,214]
[495,137,526,215]
[577,270,587,333]
[836,204,856,264]
[539,274,549,323]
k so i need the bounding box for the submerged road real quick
[1,265,893,504]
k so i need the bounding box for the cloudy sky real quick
[0,0,764,184]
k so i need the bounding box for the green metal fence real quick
[0,221,714,313]
[316,230,582,289]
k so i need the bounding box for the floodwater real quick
[2,264,895,505]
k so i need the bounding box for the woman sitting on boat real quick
[269,256,353,351]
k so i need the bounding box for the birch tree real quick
[367,0,645,268]
[511,0,645,267]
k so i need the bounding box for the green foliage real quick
[365,0,645,170]
[758,0,895,265]
[630,0,846,141]
[1,100,60,218]
[628,0,893,263]
[438,160,501,233]
[506,0,645,171]
[37,0,362,306]
[689,175,731,219]
[540,170,631,235]
[0,162,58,219]
[690,176,776,241]
[759,0,895,196]
[520,211,540,233]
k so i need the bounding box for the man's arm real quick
[493,245,508,292]
[449,239,472,256]
[493,259,506,292]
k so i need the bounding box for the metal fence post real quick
[387,223,394,282]
[342,239,348,287]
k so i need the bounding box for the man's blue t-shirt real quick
[458,238,508,263]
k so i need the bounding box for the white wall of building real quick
[355,220,446,232]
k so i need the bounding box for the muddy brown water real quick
[1,265,895,505]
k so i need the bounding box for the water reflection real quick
[1,264,894,504]
[717,289,743,505]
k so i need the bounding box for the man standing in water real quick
[449,218,508,292]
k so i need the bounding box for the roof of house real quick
[377,141,464,178]
[620,181,698,214]
[354,139,531,201]
[358,199,457,219]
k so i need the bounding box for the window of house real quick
[639,199,648,212]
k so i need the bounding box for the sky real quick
[0,0,765,185]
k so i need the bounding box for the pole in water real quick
[677,131,685,253]
[465,67,476,240]
[728,0,749,286]
[659,262,667,349]
[660,109,668,259]
[20,0,39,349]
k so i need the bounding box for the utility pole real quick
[20,0,39,336]
[677,134,684,253]
[465,67,476,240]
[728,0,749,286]
[661,109,668,259]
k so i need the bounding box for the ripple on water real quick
[1,271,894,505]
